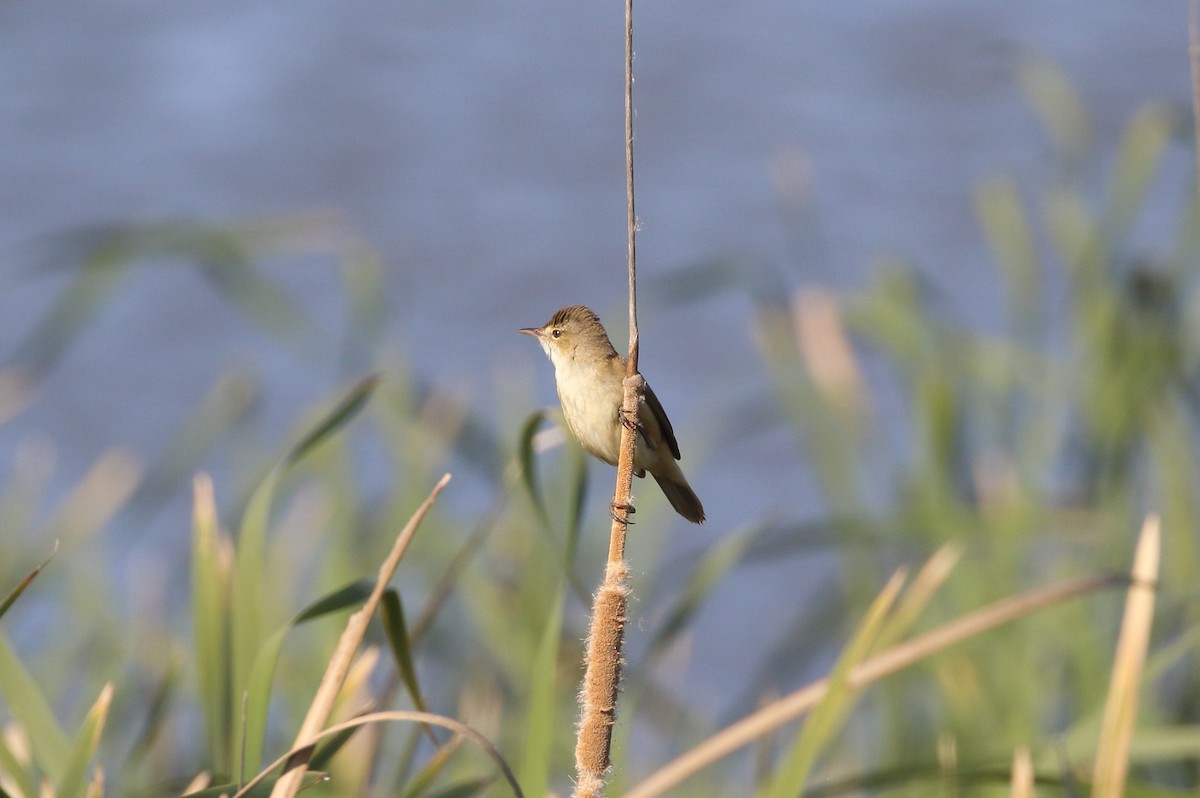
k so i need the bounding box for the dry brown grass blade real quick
[874,543,962,652]
[625,571,1119,798]
[1011,746,1034,798]
[181,771,211,794]
[1090,514,1160,798]
[85,765,105,798]
[232,709,522,798]
[267,473,451,798]
[45,448,142,546]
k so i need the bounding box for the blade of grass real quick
[85,766,104,798]
[1043,184,1097,276]
[132,370,259,515]
[514,410,591,603]
[268,474,451,798]
[240,710,520,798]
[236,374,381,774]
[295,581,374,623]
[380,590,430,719]
[56,683,113,798]
[517,410,555,531]
[236,374,381,758]
[191,474,231,773]
[873,544,963,652]
[380,591,441,767]
[230,466,280,778]
[197,257,314,349]
[644,529,753,661]
[0,542,58,620]
[0,724,38,798]
[975,176,1041,335]
[243,579,380,779]
[0,632,71,781]
[424,778,493,798]
[1091,514,1160,798]
[563,435,589,567]
[410,506,503,646]
[1015,57,1091,167]
[283,375,380,468]
[9,248,131,379]
[119,651,181,774]
[1011,747,1034,798]
[518,575,567,798]
[1056,716,1200,768]
[339,242,388,368]
[802,762,1030,797]
[308,724,362,773]
[1103,106,1175,246]
[41,448,141,546]
[398,736,465,798]
[761,570,907,798]
[626,572,1120,798]
[1145,623,1200,685]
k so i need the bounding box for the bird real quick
[519,305,705,524]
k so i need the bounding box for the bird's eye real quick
[551,329,562,338]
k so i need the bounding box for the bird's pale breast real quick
[551,353,670,475]
[555,357,625,466]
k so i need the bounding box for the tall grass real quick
[0,59,1198,798]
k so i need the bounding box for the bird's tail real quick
[652,471,705,524]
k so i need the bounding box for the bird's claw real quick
[619,406,640,432]
[609,500,636,524]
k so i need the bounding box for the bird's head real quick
[519,305,618,366]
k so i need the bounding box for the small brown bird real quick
[520,305,705,523]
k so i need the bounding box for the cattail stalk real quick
[572,1,638,794]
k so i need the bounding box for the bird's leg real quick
[609,499,636,524]
[618,372,647,431]
[612,372,647,524]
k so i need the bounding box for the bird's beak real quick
[518,327,542,338]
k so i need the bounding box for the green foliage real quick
[0,547,55,622]
[761,574,905,798]
[737,65,1200,794]
[56,684,112,798]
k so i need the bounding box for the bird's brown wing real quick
[641,382,682,461]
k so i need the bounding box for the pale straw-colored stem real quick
[1090,514,1160,798]
[267,474,451,798]
[235,709,521,798]
[626,572,1120,798]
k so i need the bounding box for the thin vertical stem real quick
[624,0,639,379]
[573,2,639,795]
[268,475,451,798]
